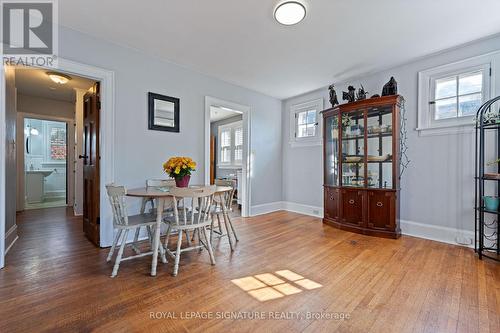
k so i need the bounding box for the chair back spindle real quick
[106,184,129,226]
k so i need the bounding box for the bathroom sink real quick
[26,169,54,177]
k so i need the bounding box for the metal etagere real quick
[475,95,500,261]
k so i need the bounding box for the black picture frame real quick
[148,92,180,132]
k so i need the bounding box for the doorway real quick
[23,118,68,210]
[205,96,251,217]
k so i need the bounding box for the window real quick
[218,121,243,168]
[432,70,484,120]
[417,52,499,135]
[289,98,323,147]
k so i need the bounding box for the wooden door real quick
[324,187,339,221]
[210,135,215,184]
[367,190,396,232]
[340,189,365,227]
[82,82,100,246]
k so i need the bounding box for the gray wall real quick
[282,34,500,233]
[58,26,282,209]
[210,114,243,179]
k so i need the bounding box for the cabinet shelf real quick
[341,132,392,141]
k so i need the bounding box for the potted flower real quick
[163,157,196,187]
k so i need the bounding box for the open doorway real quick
[5,65,102,254]
[205,97,251,217]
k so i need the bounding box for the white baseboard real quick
[283,202,323,218]
[250,201,474,248]
[400,219,474,248]
[250,201,284,216]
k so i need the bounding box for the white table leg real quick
[151,197,165,276]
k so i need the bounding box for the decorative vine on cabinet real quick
[322,95,402,238]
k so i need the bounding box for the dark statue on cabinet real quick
[356,85,368,101]
[328,84,339,107]
[382,76,398,96]
[342,86,356,103]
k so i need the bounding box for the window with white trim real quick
[218,121,242,168]
[417,52,499,135]
[289,98,324,147]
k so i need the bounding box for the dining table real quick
[126,185,233,276]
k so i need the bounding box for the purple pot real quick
[175,175,190,188]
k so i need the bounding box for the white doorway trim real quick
[0,58,115,269]
[17,112,76,212]
[204,96,251,217]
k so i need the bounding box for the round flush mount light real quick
[46,72,71,84]
[274,1,306,26]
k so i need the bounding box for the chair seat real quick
[115,213,158,229]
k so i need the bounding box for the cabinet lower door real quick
[367,191,396,231]
[340,189,365,227]
[324,187,339,220]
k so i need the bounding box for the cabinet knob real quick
[376,201,383,207]
[349,199,355,205]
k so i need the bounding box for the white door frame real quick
[0,58,115,268]
[204,96,251,217]
[17,112,76,211]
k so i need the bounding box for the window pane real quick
[221,129,231,147]
[306,124,316,137]
[221,147,231,163]
[459,93,482,117]
[306,110,316,124]
[234,146,243,162]
[297,111,307,125]
[235,127,243,146]
[459,71,482,95]
[297,124,307,138]
[435,76,457,99]
[435,97,457,120]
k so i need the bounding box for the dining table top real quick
[126,185,232,198]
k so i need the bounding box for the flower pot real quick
[175,175,190,188]
[483,196,500,211]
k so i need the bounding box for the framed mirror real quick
[148,92,180,132]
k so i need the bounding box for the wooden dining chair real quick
[106,184,167,278]
[211,179,239,251]
[163,186,216,276]
[132,179,176,250]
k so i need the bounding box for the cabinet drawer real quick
[367,191,395,231]
[324,187,339,220]
[340,189,365,227]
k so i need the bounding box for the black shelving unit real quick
[475,95,500,261]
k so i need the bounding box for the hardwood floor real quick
[0,207,498,333]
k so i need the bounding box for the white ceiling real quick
[15,67,96,102]
[60,0,500,99]
[210,106,241,123]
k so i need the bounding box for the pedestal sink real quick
[26,169,54,203]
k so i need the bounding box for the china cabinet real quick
[322,95,402,238]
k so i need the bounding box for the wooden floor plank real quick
[0,207,498,333]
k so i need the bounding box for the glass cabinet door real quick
[341,109,365,187]
[366,105,393,189]
[325,113,339,186]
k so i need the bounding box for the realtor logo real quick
[1,0,58,67]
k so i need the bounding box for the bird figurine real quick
[356,85,368,101]
[382,77,398,96]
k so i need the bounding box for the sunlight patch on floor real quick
[231,270,322,302]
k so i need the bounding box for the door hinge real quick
[490,67,492,77]
[97,101,101,109]
[96,217,100,225]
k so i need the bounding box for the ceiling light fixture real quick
[274,1,306,26]
[46,72,71,84]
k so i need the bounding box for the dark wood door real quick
[324,187,339,220]
[82,82,100,246]
[367,191,396,232]
[340,189,365,227]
